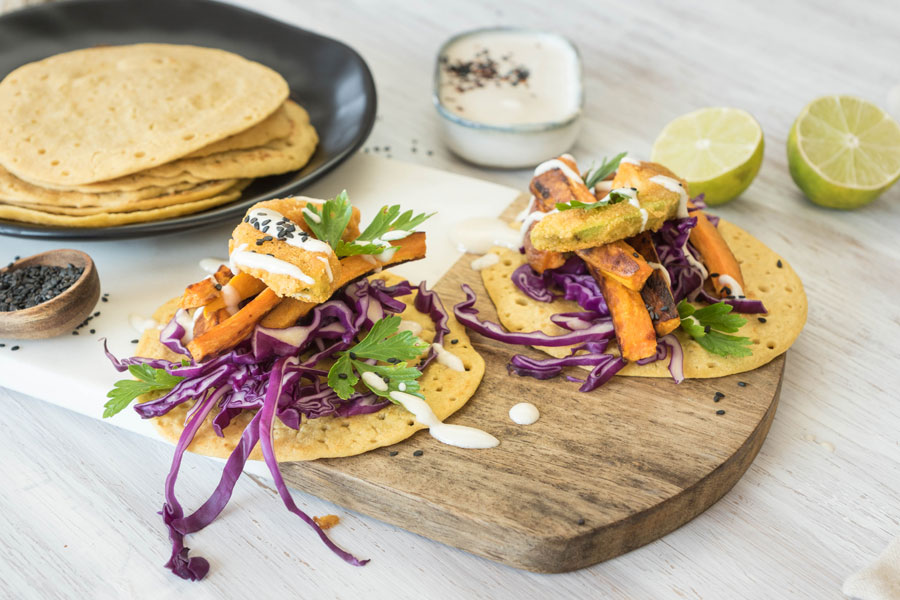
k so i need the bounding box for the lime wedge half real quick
[651,107,764,205]
[787,95,900,209]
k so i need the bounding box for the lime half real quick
[787,95,900,209]
[651,107,764,205]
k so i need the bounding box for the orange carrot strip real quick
[588,264,658,362]
[688,207,745,297]
[187,288,281,362]
[576,240,653,292]
[627,232,680,336]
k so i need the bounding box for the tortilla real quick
[0,180,250,227]
[182,101,292,159]
[481,219,807,378]
[0,44,288,185]
[137,273,486,461]
[0,177,241,214]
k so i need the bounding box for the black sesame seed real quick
[89,329,95,334]
[660,305,669,312]
[450,339,459,344]
[716,409,726,415]
[10,345,19,351]
[243,216,250,223]
[632,252,639,258]
[338,373,348,379]
[349,352,357,359]
[72,331,78,335]
[413,450,424,457]
[714,391,725,401]
[0,343,4,347]
[131,339,139,344]
[758,317,767,323]
[93,311,100,317]
[737,381,747,387]
[389,451,398,456]
[709,272,720,278]
[722,286,731,295]
[387,357,400,364]
[261,219,271,226]
[426,150,433,156]
[704,325,711,334]
[102,293,109,297]
[777,260,783,268]
[256,239,265,246]
[576,518,585,525]
[101,297,108,302]
[214,283,222,290]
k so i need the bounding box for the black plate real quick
[0,0,376,240]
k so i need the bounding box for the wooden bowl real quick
[0,249,100,339]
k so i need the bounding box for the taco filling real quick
[455,154,807,391]
[103,192,490,580]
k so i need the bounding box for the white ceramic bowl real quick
[433,27,583,169]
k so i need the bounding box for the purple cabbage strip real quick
[454,284,614,347]
[695,288,768,314]
[511,263,555,303]
[160,310,193,357]
[635,334,685,384]
[102,338,175,372]
[161,385,225,581]
[413,281,452,369]
[257,356,369,567]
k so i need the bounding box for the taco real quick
[104,193,489,580]
[452,155,807,390]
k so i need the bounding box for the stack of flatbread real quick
[0,44,318,227]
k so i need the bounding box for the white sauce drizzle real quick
[451,217,522,254]
[221,282,241,316]
[316,256,333,283]
[647,261,672,288]
[398,382,407,392]
[229,244,315,284]
[612,186,648,231]
[389,391,499,449]
[518,208,558,246]
[374,246,398,263]
[509,402,540,425]
[198,258,227,274]
[246,208,333,255]
[431,343,465,372]
[650,175,690,219]
[174,309,196,344]
[534,158,582,185]
[619,156,642,166]
[361,254,378,265]
[716,274,745,297]
[361,371,388,392]
[470,253,500,271]
[380,230,411,242]
[594,180,613,194]
[128,314,158,333]
[398,320,423,336]
[684,243,709,280]
[515,196,537,221]
[301,206,321,223]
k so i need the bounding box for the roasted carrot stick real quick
[627,232,680,336]
[529,155,595,212]
[576,240,653,292]
[187,288,281,362]
[200,272,267,314]
[524,221,566,274]
[588,264,658,362]
[260,232,427,329]
[687,206,745,297]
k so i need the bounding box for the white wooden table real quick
[2,0,899,598]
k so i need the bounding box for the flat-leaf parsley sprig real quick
[678,300,752,357]
[328,316,430,400]
[305,191,433,258]
[104,363,185,418]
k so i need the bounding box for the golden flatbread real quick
[0,44,288,185]
[137,273,486,460]
[481,220,807,378]
[0,180,251,227]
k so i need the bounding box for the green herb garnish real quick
[304,191,433,258]
[104,363,184,418]
[581,151,627,189]
[678,300,752,357]
[336,205,434,257]
[556,188,633,211]
[304,190,354,251]
[327,316,429,400]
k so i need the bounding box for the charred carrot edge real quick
[528,156,595,212]
[627,232,681,336]
[260,232,427,329]
[192,307,230,339]
[187,288,281,362]
[576,240,653,292]
[180,265,233,309]
[524,221,566,274]
[688,208,745,297]
[589,264,658,362]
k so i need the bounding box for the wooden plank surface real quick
[280,193,786,571]
[2,0,899,598]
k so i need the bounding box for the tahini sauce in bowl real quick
[434,28,583,168]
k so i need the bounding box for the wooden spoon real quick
[0,249,100,339]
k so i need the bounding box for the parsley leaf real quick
[556,188,634,211]
[678,300,752,357]
[336,205,434,258]
[582,151,627,189]
[103,363,184,418]
[327,316,429,400]
[304,190,353,250]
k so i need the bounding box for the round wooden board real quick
[280,206,785,572]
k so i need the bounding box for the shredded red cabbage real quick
[105,276,449,580]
